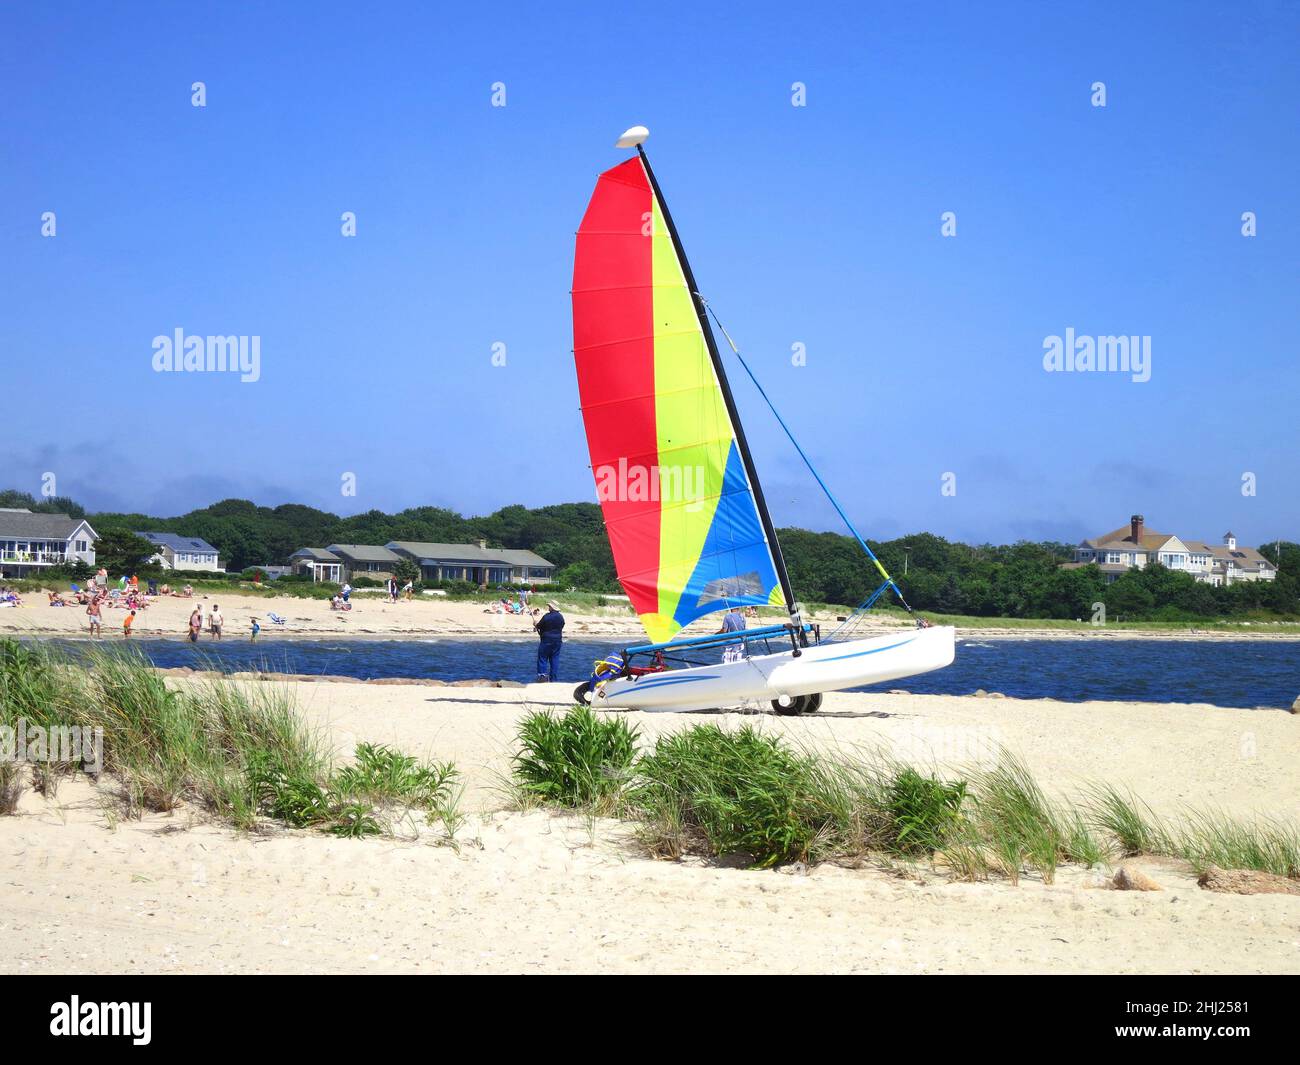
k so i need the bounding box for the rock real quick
[452,678,494,687]
[1113,866,1161,891]
[495,680,525,688]
[887,689,910,695]
[1290,696,1300,714]
[973,688,988,697]
[1197,865,1300,896]
[987,691,1006,699]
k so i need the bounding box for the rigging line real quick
[698,295,915,615]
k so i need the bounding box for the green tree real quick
[94,530,157,577]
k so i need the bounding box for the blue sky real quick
[2,0,1296,547]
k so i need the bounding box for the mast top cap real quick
[615,125,649,148]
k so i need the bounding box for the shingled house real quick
[386,540,555,586]
[1064,514,1278,586]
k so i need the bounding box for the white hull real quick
[590,626,956,713]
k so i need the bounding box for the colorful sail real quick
[571,154,785,644]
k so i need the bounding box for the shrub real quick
[630,724,830,868]
[512,706,638,811]
[884,767,966,855]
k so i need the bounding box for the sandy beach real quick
[2,678,1297,974]
[2,587,1298,643]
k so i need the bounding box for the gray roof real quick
[388,541,553,568]
[290,547,342,562]
[327,544,403,563]
[0,509,95,540]
[388,541,498,563]
[497,548,554,568]
[136,531,219,555]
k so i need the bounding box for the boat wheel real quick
[771,692,823,716]
[572,683,594,706]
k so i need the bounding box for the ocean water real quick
[39,635,1300,709]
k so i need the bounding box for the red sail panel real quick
[571,158,661,618]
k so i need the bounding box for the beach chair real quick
[268,612,287,626]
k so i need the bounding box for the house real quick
[327,544,404,582]
[1067,515,1278,586]
[288,547,344,583]
[0,509,98,578]
[290,545,402,583]
[136,531,222,572]
[387,540,556,586]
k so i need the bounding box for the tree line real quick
[2,488,1295,621]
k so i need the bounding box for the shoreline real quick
[6,619,1300,643]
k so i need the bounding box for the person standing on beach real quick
[250,618,260,641]
[86,597,102,638]
[533,600,565,682]
[209,604,223,639]
[188,606,202,643]
[95,566,107,594]
[717,606,747,663]
[403,578,414,601]
[341,581,352,604]
[123,610,135,638]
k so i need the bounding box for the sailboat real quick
[569,126,955,714]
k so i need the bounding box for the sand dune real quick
[2,681,1297,974]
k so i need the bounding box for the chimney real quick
[1130,514,1144,544]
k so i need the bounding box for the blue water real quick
[40,635,1300,709]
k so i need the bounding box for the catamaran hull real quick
[590,626,956,713]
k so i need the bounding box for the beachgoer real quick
[188,607,202,643]
[250,618,260,641]
[123,610,135,637]
[718,606,746,663]
[403,579,413,601]
[533,600,565,682]
[95,567,108,592]
[341,582,352,603]
[209,604,223,639]
[86,598,102,637]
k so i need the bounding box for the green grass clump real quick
[1172,809,1300,879]
[512,706,638,812]
[1087,783,1170,858]
[0,638,460,840]
[884,767,966,855]
[332,742,458,810]
[630,725,838,868]
[936,753,1108,884]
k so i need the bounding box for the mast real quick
[635,143,803,635]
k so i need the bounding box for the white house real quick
[1068,515,1278,586]
[136,531,223,572]
[0,509,98,577]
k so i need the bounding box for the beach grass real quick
[0,637,459,838]
[511,705,638,814]
[510,707,1298,882]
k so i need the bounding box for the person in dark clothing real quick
[533,600,565,682]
